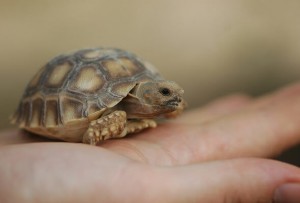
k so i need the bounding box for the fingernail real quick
[274,183,300,203]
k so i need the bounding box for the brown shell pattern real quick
[12,48,162,128]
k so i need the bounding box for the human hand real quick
[1,83,300,203]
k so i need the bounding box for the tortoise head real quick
[123,80,185,118]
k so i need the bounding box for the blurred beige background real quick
[1,0,300,130]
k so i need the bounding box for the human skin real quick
[1,83,300,202]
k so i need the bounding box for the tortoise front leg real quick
[126,119,157,134]
[82,111,157,145]
[82,111,127,145]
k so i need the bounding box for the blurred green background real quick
[0,1,299,163]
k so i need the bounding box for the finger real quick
[167,82,300,162]
[192,82,300,161]
[0,143,142,203]
[161,158,300,203]
[175,93,252,124]
[2,144,299,203]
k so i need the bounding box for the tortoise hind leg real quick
[82,111,127,145]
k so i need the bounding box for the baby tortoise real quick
[11,48,186,145]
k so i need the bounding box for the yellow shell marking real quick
[47,62,72,87]
[102,60,129,78]
[61,97,83,123]
[118,57,139,73]
[45,100,59,127]
[102,58,139,79]
[30,98,43,127]
[111,82,136,97]
[19,102,30,127]
[69,66,103,93]
[83,49,104,59]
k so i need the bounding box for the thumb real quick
[161,158,300,203]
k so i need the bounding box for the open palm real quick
[1,83,300,203]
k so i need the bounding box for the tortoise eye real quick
[159,88,171,96]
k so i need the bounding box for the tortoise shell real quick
[11,48,162,141]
